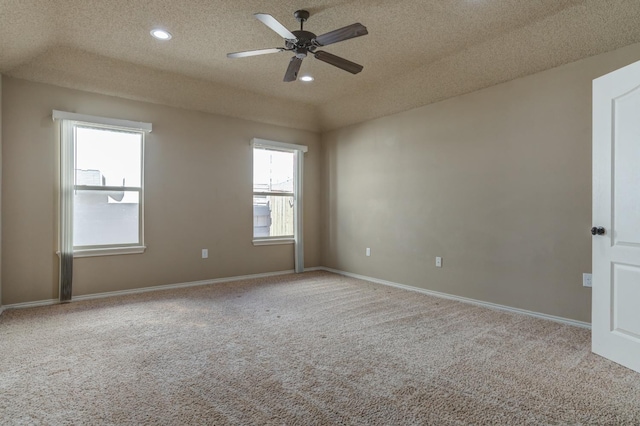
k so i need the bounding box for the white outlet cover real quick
[366,248,371,257]
[583,273,592,287]
[436,257,442,267]
[202,249,208,259]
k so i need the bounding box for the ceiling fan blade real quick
[227,48,285,58]
[283,57,303,82]
[254,13,298,41]
[314,51,363,74]
[313,23,368,46]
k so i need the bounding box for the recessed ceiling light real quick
[300,75,314,82]
[150,29,172,40]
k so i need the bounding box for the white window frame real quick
[251,138,307,273]
[53,110,152,257]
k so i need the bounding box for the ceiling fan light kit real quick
[227,10,368,82]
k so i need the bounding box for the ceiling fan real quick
[227,10,368,82]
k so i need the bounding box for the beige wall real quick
[321,43,640,323]
[3,43,640,321]
[1,77,321,305]
[0,75,2,307]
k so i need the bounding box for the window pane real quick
[253,148,294,193]
[253,195,294,238]
[74,190,140,247]
[76,127,142,187]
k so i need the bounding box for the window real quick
[253,147,295,239]
[251,138,308,272]
[54,111,151,257]
[73,126,143,249]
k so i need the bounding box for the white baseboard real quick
[1,298,59,312]
[72,269,299,302]
[1,269,307,312]
[317,267,591,329]
[0,267,590,329]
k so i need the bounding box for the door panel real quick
[592,59,640,374]
[613,86,640,246]
[612,263,640,339]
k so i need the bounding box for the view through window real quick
[253,147,295,239]
[73,125,143,248]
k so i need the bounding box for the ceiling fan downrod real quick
[294,10,310,31]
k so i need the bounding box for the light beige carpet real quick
[1,271,639,425]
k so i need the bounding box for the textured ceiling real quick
[2,0,640,132]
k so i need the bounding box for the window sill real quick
[73,246,147,258]
[252,238,294,246]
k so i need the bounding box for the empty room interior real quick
[1,0,640,424]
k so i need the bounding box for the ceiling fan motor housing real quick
[288,30,317,58]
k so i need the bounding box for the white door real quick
[592,59,640,373]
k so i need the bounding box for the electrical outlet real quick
[366,248,371,257]
[583,273,592,288]
[202,249,208,259]
[436,257,442,268]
